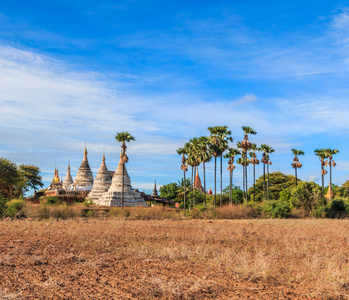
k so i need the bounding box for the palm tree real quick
[177,147,188,211]
[115,131,135,210]
[198,136,212,207]
[237,156,250,204]
[324,148,339,201]
[224,148,241,205]
[249,143,260,202]
[314,148,329,197]
[186,138,201,207]
[238,126,257,201]
[208,126,233,208]
[291,149,304,187]
[260,144,274,200]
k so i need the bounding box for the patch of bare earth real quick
[0,219,349,299]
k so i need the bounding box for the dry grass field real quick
[0,218,349,299]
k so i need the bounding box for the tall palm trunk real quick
[122,162,125,210]
[203,162,206,207]
[330,158,332,201]
[229,170,232,206]
[220,155,223,207]
[245,164,248,203]
[321,164,324,197]
[242,165,245,201]
[267,163,270,200]
[253,164,256,202]
[183,171,186,212]
[295,167,298,187]
[214,156,217,209]
[263,163,266,199]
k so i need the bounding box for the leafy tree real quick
[290,181,324,213]
[336,180,349,198]
[0,158,19,198]
[260,144,275,200]
[249,144,260,202]
[247,172,297,202]
[159,182,180,200]
[223,185,243,204]
[115,131,135,209]
[263,200,291,219]
[0,158,43,198]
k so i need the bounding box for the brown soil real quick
[0,218,347,299]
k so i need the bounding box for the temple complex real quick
[87,153,112,203]
[45,146,147,207]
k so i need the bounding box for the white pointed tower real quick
[73,146,94,191]
[99,158,146,207]
[87,152,112,203]
[63,162,74,190]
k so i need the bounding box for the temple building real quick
[87,153,112,203]
[97,158,146,207]
[72,146,94,191]
[47,168,63,191]
[63,162,73,190]
[194,169,205,192]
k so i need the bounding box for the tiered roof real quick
[73,146,94,191]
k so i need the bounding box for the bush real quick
[327,197,349,218]
[290,182,324,212]
[263,200,291,219]
[43,196,61,205]
[0,196,7,218]
[5,199,26,218]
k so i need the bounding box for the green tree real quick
[290,181,324,213]
[291,149,304,188]
[16,164,43,197]
[115,131,135,209]
[236,155,250,203]
[247,172,297,202]
[223,185,243,204]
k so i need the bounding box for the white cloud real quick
[233,93,257,105]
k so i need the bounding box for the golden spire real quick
[68,159,71,171]
[102,148,106,162]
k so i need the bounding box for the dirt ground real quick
[0,218,347,299]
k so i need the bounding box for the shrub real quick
[216,205,259,219]
[279,188,291,203]
[290,182,324,212]
[5,199,26,218]
[263,200,291,219]
[327,197,349,218]
[0,196,7,218]
[44,196,61,205]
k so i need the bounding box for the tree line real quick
[177,125,339,211]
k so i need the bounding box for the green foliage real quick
[159,178,191,201]
[223,185,243,204]
[5,199,25,218]
[335,181,349,198]
[0,158,19,198]
[327,197,349,218]
[44,196,61,205]
[263,200,291,218]
[0,157,43,198]
[248,172,297,202]
[279,188,291,203]
[290,181,325,212]
[0,195,7,217]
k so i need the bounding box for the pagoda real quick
[63,162,74,190]
[87,153,112,203]
[194,169,205,192]
[98,158,146,207]
[72,146,94,191]
[47,167,63,191]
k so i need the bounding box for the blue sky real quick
[1,0,349,193]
